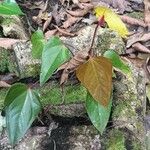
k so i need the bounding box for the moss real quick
[105,129,126,150]
[0,48,9,73]
[23,64,40,78]
[0,88,7,110]
[112,98,136,119]
[96,29,125,56]
[39,82,87,105]
[0,82,86,110]
[126,12,144,19]
[1,17,14,26]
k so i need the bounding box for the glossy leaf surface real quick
[31,29,46,58]
[103,50,131,75]
[4,83,41,145]
[40,36,70,85]
[86,92,112,134]
[0,0,24,15]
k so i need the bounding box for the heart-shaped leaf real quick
[76,56,112,106]
[94,6,128,38]
[40,36,70,86]
[4,83,41,145]
[0,0,24,15]
[31,29,46,58]
[86,92,112,134]
[103,50,131,75]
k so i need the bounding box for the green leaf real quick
[31,29,46,59]
[40,36,70,86]
[86,92,112,134]
[0,0,24,15]
[103,50,131,75]
[4,83,41,145]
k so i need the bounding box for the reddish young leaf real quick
[76,56,112,106]
[98,15,105,27]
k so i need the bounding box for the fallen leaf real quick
[77,2,94,9]
[66,9,89,17]
[79,0,91,2]
[76,56,112,106]
[94,6,129,37]
[54,25,75,36]
[132,42,150,54]
[62,14,82,29]
[43,15,52,31]
[120,15,146,27]
[127,32,150,48]
[60,51,89,85]
[45,29,58,39]
[111,0,131,14]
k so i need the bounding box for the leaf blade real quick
[4,83,41,145]
[86,92,112,134]
[0,0,24,15]
[103,50,131,75]
[31,29,46,58]
[40,36,70,85]
[76,56,112,106]
[94,6,128,38]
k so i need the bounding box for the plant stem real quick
[88,23,99,56]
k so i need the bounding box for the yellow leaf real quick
[94,6,129,38]
[76,56,112,106]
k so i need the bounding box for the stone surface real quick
[0,125,101,150]
[0,24,125,78]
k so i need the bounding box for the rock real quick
[0,82,86,117]
[0,24,125,78]
[0,15,29,40]
[103,59,147,149]
[0,125,101,150]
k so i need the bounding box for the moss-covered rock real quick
[105,129,126,150]
[0,82,87,116]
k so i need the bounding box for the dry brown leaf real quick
[120,15,146,27]
[54,25,76,36]
[0,38,26,49]
[43,16,52,31]
[122,56,145,68]
[66,9,89,17]
[62,14,81,29]
[76,56,112,106]
[132,42,150,54]
[79,0,91,2]
[144,0,150,25]
[60,51,89,85]
[45,29,58,39]
[127,32,150,48]
[0,81,11,88]
[78,2,94,9]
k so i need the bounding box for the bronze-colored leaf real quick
[76,56,112,106]
[60,51,89,85]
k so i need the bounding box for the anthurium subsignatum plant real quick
[3,6,131,145]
